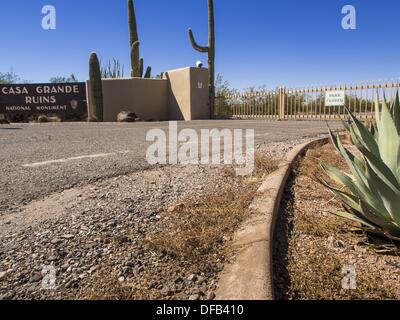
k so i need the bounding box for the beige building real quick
[86,67,210,122]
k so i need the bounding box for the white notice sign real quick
[325,90,345,107]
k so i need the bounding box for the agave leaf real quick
[333,211,377,229]
[360,198,400,235]
[329,128,365,176]
[347,124,398,190]
[393,91,400,134]
[374,95,381,130]
[355,137,400,190]
[320,161,360,196]
[317,177,362,212]
[322,148,394,223]
[370,121,377,140]
[321,177,391,228]
[377,98,400,174]
[335,132,370,190]
[364,161,400,223]
[344,106,379,156]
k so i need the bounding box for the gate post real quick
[278,87,286,120]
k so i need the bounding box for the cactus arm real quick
[144,66,152,79]
[128,0,140,78]
[187,0,215,118]
[188,29,209,53]
[130,41,140,77]
[128,0,139,46]
[139,58,144,78]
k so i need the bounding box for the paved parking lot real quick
[0,120,342,213]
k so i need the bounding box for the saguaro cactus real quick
[128,0,151,78]
[188,0,215,118]
[89,52,103,122]
[128,0,140,77]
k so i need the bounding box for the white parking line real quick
[22,151,132,168]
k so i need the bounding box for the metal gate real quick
[215,80,400,120]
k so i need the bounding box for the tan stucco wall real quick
[87,67,209,122]
[166,68,191,121]
[190,67,210,120]
[87,78,168,122]
[166,67,210,121]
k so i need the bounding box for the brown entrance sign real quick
[0,83,87,115]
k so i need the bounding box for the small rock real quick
[167,203,184,213]
[118,276,125,283]
[37,115,49,123]
[174,276,183,284]
[189,294,200,301]
[206,292,215,300]
[107,220,117,228]
[51,238,63,245]
[65,279,78,289]
[117,111,137,123]
[88,266,98,274]
[335,240,345,248]
[187,274,197,282]
[30,273,43,283]
[0,271,8,280]
[61,234,74,240]
[197,276,205,284]
[161,287,174,296]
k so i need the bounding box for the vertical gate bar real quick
[390,79,394,103]
[276,91,279,119]
[261,93,263,119]
[319,87,322,118]
[246,94,248,118]
[364,82,368,119]
[359,83,364,119]
[283,87,286,119]
[313,87,316,118]
[263,93,266,119]
[354,84,357,119]
[270,93,273,119]
[268,92,273,118]
[372,82,376,120]
[280,88,282,120]
[329,86,332,119]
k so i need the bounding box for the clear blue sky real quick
[0,0,399,90]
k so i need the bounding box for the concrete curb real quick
[215,137,328,300]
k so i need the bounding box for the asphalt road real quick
[0,120,342,213]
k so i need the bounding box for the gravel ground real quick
[0,136,322,300]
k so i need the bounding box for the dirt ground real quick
[273,142,400,300]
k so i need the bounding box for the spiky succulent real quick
[320,91,400,240]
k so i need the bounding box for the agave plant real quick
[320,91,400,240]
